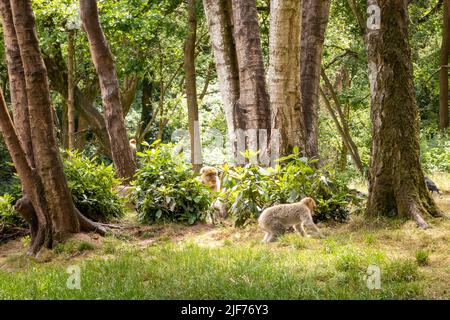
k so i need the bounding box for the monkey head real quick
[300,197,317,213]
[200,166,218,178]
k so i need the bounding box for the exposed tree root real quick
[75,207,107,236]
[14,196,108,254]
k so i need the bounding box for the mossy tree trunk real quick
[365,0,442,228]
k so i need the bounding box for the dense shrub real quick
[134,142,212,224]
[0,194,26,230]
[63,150,125,222]
[420,128,450,173]
[221,151,364,227]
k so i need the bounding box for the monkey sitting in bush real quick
[199,166,227,222]
[258,197,324,243]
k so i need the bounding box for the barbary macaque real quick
[199,166,227,221]
[200,166,221,192]
[129,138,137,153]
[258,197,324,243]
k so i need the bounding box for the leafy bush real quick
[0,194,26,229]
[420,128,450,173]
[63,150,124,222]
[134,142,212,224]
[221,151,364,227]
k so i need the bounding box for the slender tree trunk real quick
[184,0,203,173]
[79,0,136,180]
[67,30,75,149]
[202,0,240,158]
[10,0,80,239]
[366,0,441,228]
[321,67,364,174]
[300,0,331,160]
[231,0,271,164]
[439,0,450,130]
[75,115,88,149]
[121,75,138,116]
[268,0,304,157]
[0,0,33,165]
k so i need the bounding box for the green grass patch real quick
[0,241,426,300]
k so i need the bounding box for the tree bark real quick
[79,0,136,180]
[0,0,33,165]
[268,0,304,157]
[121,75,138,116]
[366,0,442,228]
[439,0,449,130]
[184,0,203,173]
[300,0,331,160]
[202,0,240,158]
[0,88,51,254]
[67,30,75,149]
[11,0,79,239]
[231,0,271,164]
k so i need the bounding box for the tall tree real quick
[0,0,33,165]
[439,0,450,130]
[10,0,79,239]
[300,0,331,160]
[231,0,271,164]
[268,0,304,157]
[79,0,136,180]
[366,0,442,228]
[184,0,202,172]
[0,0,106,254]
[202,0,240,157]
[67,29,75,149]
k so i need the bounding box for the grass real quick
[0,178,448,300]
[0,215,448,299]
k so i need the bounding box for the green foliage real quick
[134,142,212,224]
[420,128,450,173]
[415,249,430,266]
[0,194,26,229]
[63,150,124,222]
[221,151,364,227]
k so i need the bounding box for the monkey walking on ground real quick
[258,197,324,243]
[199,166,228,223]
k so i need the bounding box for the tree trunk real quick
[439,0,449,130]
[67,30,75,149]
[184,0,203,173]
[365,0,442,228]
[121,75,138,116]
[0,89,51,254]
[79,0,136,181]
[231,0,271,165]
[11,0,80,240]
[268,0,304,157]
[75,114,88,150]
[202,0,240,158]
[300,0,331,160]
[0,0,34,165]
[321,67,364,174]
